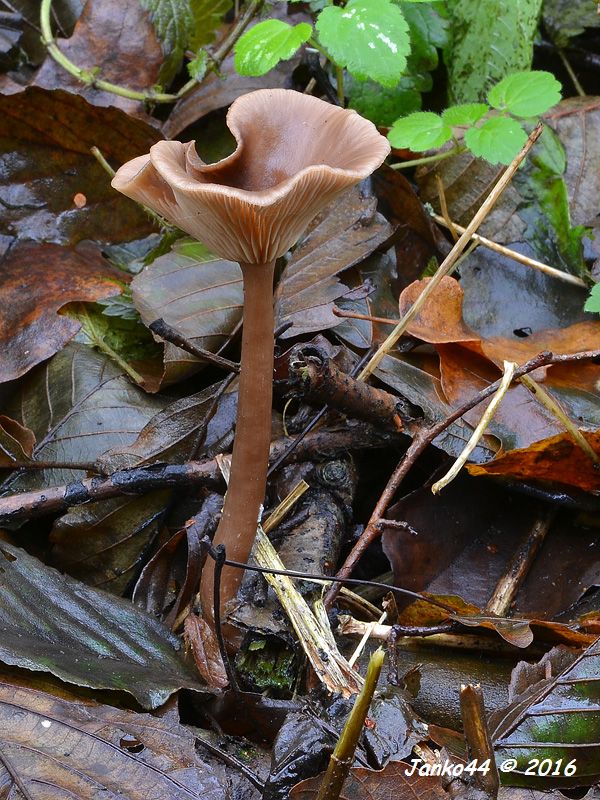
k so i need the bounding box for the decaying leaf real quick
[0,87,159,246]
[0,416,35,467]
[275,187,394,338]
[0,241,123,384]
[0,542,204,708]
[290,762,447,799]
[0,669,229,798]
[184,612,229,689]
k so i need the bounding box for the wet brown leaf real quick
[275,187,394,338]
[33,0,163,116]
[467,429,600,492]
[0,241,123,384]
[184,612,228,689]
[290,762,447,799]
[0,669,228,798]
[0,87,159,246]
[382,477,600,620]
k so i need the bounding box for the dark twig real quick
[0,425,395,525]
[149,318,239,373]
[268,347,375,477]
[208,541,240,691]
[287,346,403,432]
[325,348,600,607]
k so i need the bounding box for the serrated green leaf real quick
[234,19,312,76]
[464,116,528,164]
[316,0,410,88]
[442,103,489,127]
[399,0,448,73]
[445,0,543,103]
[585,284,600,314]
[139,0,193,85]
[189,0,232,49]
[488,70,562,117]
[388,111,452,150]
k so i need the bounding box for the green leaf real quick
[316,0,410,88]
[492,639,600,788]
[445,0,543,103]
[488,70,563,117]
[398,0,448,73]
[442,103,489,127]
[234,20,312,76]
[187,49,209,81]
[139,0,193,85]
[543,0,600,48]
[348,75,425,125]
[464,116,528,164]
[585,284,600,313]
[189,0,232,49]
[388,111,452,151]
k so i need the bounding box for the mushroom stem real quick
[201,260,276,627]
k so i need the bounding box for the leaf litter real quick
[0,2,599,799]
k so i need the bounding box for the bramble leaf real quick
[316,0,410,88]
[189,0,232,49]
[488,70,562,117]
[234,20,312,76]
[464,116,527,164]
[139,0,192,84]
[442,103,489,127]
[388,111,452,150]
[585,284,600,314]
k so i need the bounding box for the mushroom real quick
[111,89,390,631]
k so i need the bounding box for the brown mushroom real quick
[111,89,390,633]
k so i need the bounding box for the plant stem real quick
[316,648,385,800]
[201,261,276,626]
[391,146,466,170]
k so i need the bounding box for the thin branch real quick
[360,123,544,382]
[431,213,587,288]
[325,347,600,606]
[149,318,240,373]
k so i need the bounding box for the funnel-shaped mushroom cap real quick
[112,89,390,264]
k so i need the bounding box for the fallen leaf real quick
[290,762,447,799]
[0,668,230,798]
[0,87,159,246]
[382,476,600,619]
[467,429,600,492]
[0,241,123,384]
[132,240,243,386]
[184,612,229,689]
[0,542,204,707]
[50,386,235,593]
[275,186,394,338]
[33,0,163,115]
[492,636,600,788]
[0,343,166,498]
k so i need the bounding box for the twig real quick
[485,508,556,617]
[316,649,385,800]
[519,373,600,466]
[436,174,459,241]
[149,318,240,373]
[210,543,240,690]
[0,425,395,525]
[557,48,586,97]
[359,123,544,382]
[325,347,600,605]
[332,307,397,325]
[348,611,387,668]
[431,213,587,288]
[459,684,500,798]
[41,0,262,104]
[431,360,517,494]
[287,347,403,432]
